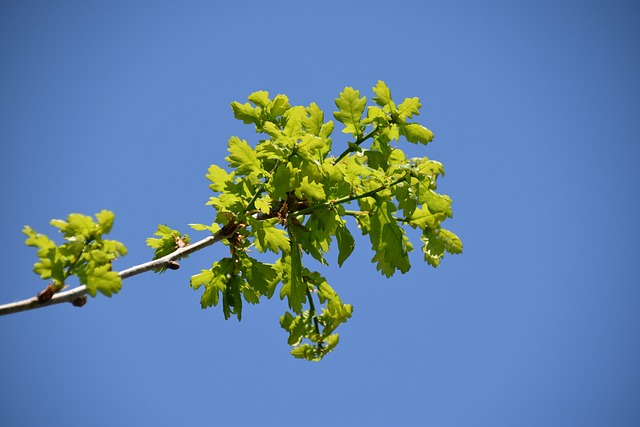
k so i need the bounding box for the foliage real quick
[22,81,462,361]
[188,81,462,360]
[23,210,127,299]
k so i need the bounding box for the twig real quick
[0,224,238,316]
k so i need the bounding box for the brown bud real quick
[36,284,56,304]
[72,296,87,307]
[166,261,180,270]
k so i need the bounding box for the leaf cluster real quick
[23,210,127,299]
[184,81,462,360]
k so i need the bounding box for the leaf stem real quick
[294,173,409,217]
[332,126,379,165]
[305,285,323,349]
[244,160,280,213]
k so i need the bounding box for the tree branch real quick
[294,173,409,217]
[0,224,238,316]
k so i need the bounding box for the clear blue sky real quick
[1,1,639,426]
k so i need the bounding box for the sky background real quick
[1,1,639,426]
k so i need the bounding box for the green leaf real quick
[303,102,324,136]
[95,210,115,234]
[267,94,290,119]
[101,239,128,257]
[230,101,261,125]
[397,97,421,120]
[422,190,453,218]
[50,213,96,240]
[319,120,334,140]
[188,222,220,234]
[290,343,321,361]
[280,230,306,313]
[298,134,325,154]
[335,222,355,267]
[333,87,366,136]
[262,121,282,138]
[295,176,326,201]
[222,274,243,320]
[407,207,445,229]
[316,279,353,336]
[193,258,235,309]
[372,80,396,112]
[248,217,290,254]
[280,311,313,347]
[421,228,462,267]
[247,90,270,107]
[239,255,279,300]
[254,196,272,215]
[439,228,463,254]
[268,162,300,201]
[283,106,306,139]
[367,198,412,277]
[400,123,434,144]
[226,136,263,177]
[146,225,189,262]
[31,246,65,283]
[206,164,235,193]
[84,264,122,297]
[190,268,213,290]
[23,226,55,250]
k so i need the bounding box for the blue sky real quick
[1,1,639,426]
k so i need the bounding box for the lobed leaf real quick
[397,97,421,120]
[226,136,263,177]
[333,87,366,137]
[83,264,122,297]
[399,123,434,144]
[230,101,261,125]
[247,90,270,107]
[206,164,235,193]
[248,217,290,254]
[372,80,396,112]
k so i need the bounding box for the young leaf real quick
[267,94,290,119]
[206,164,235,193]
[50,213,96,240]
[248,217,290,254]
[296,176,326,201]
[226,136,263,177]
[268,162,300,201]
[239,255,279,300]
[303,102,324,136]
[397,97,421,120]
[95,210,115,234]
[399,123,434,144]
[372,80,396,112]
[194,258,235,309]
[146,225,189,263]
[254,196,272,215]
[367,198,412,277]
[23,226,55,250]
[439,228,463,254]
[247,90,270,107]
[83,264,122,297]
[230,101,261,125]
[333,87,366,137]
[280,230,306,313]
[190,268,213,291]
[335,222,355,267]
[283,106,306,139]
[420,228,462,267]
